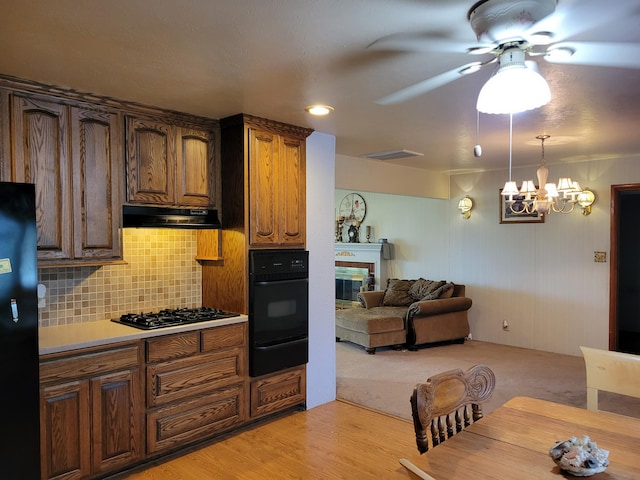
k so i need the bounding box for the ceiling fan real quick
[373,0,640,106]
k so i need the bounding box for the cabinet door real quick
[250,365,306,418]
[146,385,246,454]
[278,135,306,246]
[71,107,122,260]
[147,347,245,407]
[126,116,175,205]
[40,381,91,480]
[11,95,73,260]
[91,369,143,475]
[176,127,215,207]
[248,128,278,245]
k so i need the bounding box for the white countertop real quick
[39,315,249,355]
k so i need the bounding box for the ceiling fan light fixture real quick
[476,48,551,114]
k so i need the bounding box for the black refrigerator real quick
[0,182,41,479]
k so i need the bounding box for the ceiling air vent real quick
[361,149,424,161]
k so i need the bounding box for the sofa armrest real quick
[356,290,385,309]
[408,296,472,318]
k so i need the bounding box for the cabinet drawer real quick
[40,342,140,384]
[250,365,306,418]
[147,384,246,454]
[201,322,246,352]
[146,331,200,363]
[147,347,246,407]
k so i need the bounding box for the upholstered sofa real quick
[335,279,472,354]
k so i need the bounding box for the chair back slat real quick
[580,346,640,411]
[411,364,495,453]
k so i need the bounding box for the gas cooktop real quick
[112,307,239,330]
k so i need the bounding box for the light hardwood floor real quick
[114,400,417,479]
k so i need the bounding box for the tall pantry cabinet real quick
[200,114,312,422]
[201,113,313,314]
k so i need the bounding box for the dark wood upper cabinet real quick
[221,114,312,248]
[8,94,122,265]
[126,116,218,208]
[71,107,122,261]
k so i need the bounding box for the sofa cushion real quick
[439,283,455,299]
[382,279,415,306]
[419,282,454,301]
[409,278,445,300]
[335,306,406,334]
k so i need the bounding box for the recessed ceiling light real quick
[305,105,334,116]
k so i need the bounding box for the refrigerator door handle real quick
[10,298,18,322]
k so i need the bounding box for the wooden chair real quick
[580,346,640,411]
[410,364,495,454]
[399,458,437,480]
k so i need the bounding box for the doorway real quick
[610,184,640,354]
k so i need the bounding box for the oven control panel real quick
[249,249,308,278]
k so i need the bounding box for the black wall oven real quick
[249,249,309,377]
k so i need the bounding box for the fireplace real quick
[335,243,391,305]
[335,266,372,306]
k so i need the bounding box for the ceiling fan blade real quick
[526,0,639,44]
[367,33,482,54]
[376,62,485,105]
[544,42,640,69]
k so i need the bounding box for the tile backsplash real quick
[38,228,201,327]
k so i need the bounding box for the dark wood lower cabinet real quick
[144,324,248,456]
[39,323,306,479]
[90,369,143,475]
[40,380,91,480]
[147,385,246,454]
[39,343,142,480]
[250,365,306,418]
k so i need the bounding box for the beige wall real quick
[335,154,449,199]
[336,154,640,357]
[38,229,201,327]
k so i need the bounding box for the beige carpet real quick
[336,340,640,420]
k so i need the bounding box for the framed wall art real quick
[499,188,545,224]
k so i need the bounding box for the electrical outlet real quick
[594,251,607,263]
[502,319,509,331]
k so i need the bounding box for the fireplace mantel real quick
[334,242,392,291]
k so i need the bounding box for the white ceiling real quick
[2,0,640,174]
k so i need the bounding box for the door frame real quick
[609,183,640,350]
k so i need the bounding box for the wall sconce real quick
[577,189,595,216]
[458,196,473,219]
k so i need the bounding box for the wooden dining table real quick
[408,396,640,479]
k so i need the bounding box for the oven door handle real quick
[254,335,308,349]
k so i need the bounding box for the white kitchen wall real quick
[336,154,640,357]
[306,132,337,409]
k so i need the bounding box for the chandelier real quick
[501,125,595,216]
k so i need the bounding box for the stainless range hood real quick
[122,205,222,229]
